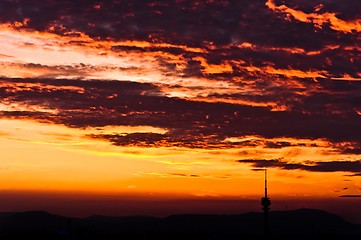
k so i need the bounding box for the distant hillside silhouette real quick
[0,209,360,239]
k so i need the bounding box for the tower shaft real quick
[261,169,271,237]
[265,169,267,198]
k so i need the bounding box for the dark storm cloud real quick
[343,148,361,155]
[290,82,361,115]
[1,0,359,48]
[2,0,359,88]
[238,159,361,175]
[0,1,360,156]
[1,77,361,151]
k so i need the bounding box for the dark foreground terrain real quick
[0,208,360,239]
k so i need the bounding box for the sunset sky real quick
[0,0,361,222]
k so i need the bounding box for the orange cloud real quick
[331,74,361,81]
[266,0,361,33]
[245,65,327,79]
[192,56,233,74]
[0,81,84,94]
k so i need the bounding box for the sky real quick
[0,0,361,222]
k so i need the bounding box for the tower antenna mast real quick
[261,168,271,237]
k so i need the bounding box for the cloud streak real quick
[238,159,361,175]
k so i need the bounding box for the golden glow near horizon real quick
[1,0,361,204]
[1,118,360,198]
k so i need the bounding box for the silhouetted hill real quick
[0,211,73,239]
[270,208,353,234]
[0,209,360,239]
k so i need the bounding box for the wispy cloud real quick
[239,159,361,175]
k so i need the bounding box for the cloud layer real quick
[239,159,361,175]
[0,0,360,176]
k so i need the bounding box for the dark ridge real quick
[0,209,360,239]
